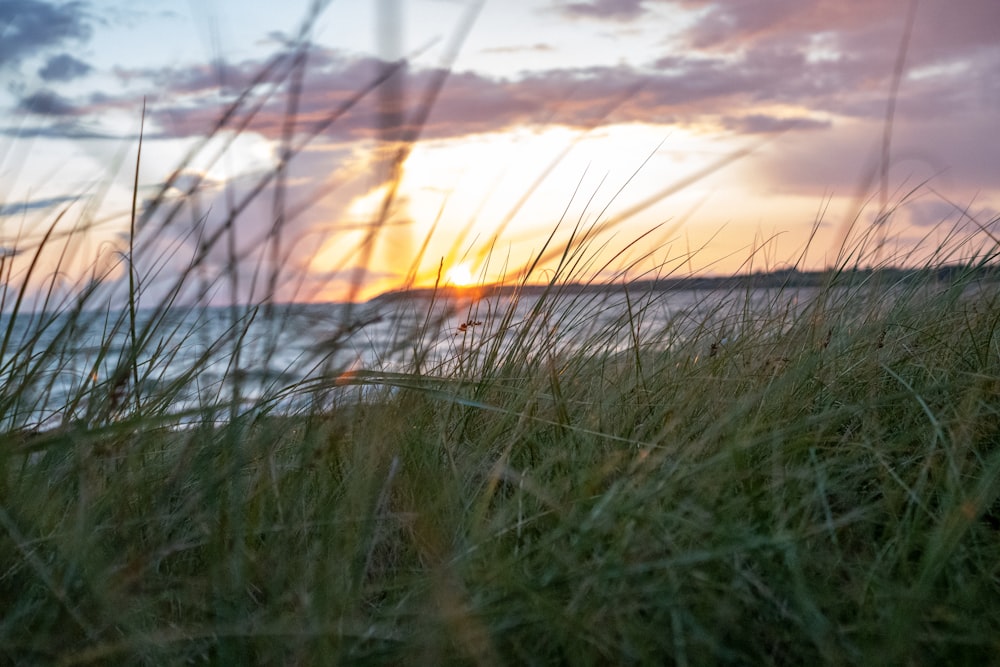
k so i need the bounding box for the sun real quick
[444,262,476,287]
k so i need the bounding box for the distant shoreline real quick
[369,263,1000,304]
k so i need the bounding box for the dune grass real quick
[2,221,999,665]
[3,10,1000,664]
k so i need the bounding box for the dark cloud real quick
[0,123,128,140]
[670,0,1000,72]
[905,199,960,227]
[739,107,1000,203]
[112,47,347,96]
[69,32,995,149]
[0,194,78,217]
[18,90,79,116]
[560,0,647,20]
[672,0,816,50]
[108,54,535,142]
[905,200,999,237]
[115,59,276,96]
[38,53,92,81]
[0,0,91,67]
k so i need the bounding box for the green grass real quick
[2,13,1000,663]
[2,239,999,665]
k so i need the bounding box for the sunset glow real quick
[444,262,476,288]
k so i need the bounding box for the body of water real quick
[1,284,819,430]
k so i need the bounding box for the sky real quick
[1,0,998,303]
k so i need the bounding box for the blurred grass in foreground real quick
[3,218,999,665]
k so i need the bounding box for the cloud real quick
[105,53,530,141]
[0,194,79,218]
[17,90,79,116]
[38,53,93,81]
[114,59,278,97]
[0,0,91,68]
[24,0,999,146]
[49,28,991,153]
[101,50,805,144]
[5,1,995,213]
[671,0,1000,70]
[905,200,999,241]
[721,114,832,134]
[480,43,554,55]
[0,123,128,140]
[559,0,647,20]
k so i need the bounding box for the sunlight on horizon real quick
[443,262,476,287]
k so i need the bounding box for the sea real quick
[1,284,820,430]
